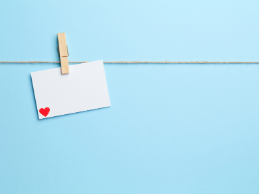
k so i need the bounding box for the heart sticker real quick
[39,107,50,117]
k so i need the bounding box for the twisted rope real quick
[0,61,259,64]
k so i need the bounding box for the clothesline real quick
[0,61,259,64]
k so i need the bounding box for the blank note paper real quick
[31,60,110,119]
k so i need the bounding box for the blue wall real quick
[0,0,259,193]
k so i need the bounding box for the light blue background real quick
[0,0,259,194]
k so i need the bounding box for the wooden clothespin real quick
[58,33,69,74]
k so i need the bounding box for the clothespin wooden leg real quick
[60,57,69,74]
[58,33,69,74]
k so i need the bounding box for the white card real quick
[31,60,110,119]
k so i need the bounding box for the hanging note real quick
[31,60,110,119]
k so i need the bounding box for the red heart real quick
[39,107,50,117]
